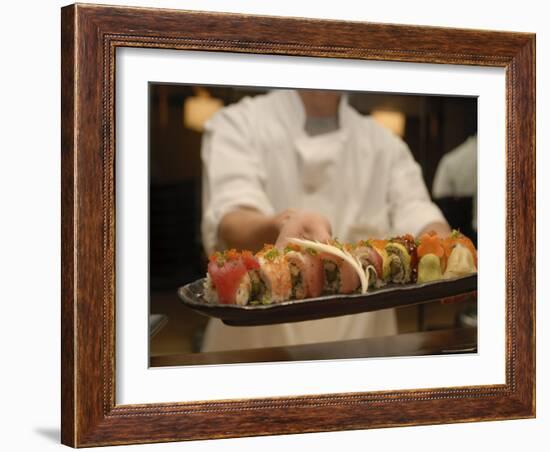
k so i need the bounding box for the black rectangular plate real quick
[177,274,477,326]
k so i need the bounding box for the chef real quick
[200,89,450,352]
[432,135,478,231]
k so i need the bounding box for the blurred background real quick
[148,84,477,360]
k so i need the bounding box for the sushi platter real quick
[178,273,477,326]
[178,231,478,326]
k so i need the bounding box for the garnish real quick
[263,247,280,261]
[288,237,368,294]
[208,251,227,267]
[208,249,259,270]
[241,250,260,270]
[365,264,376,288]
[417,232,444,258]
[357,239,373,248]
[370,239,387,249]
[284,243,301,254]
[329,238,344,250]
[225,249,240,261]
[344,242,356,252]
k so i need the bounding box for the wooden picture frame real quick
[61,3,535,447]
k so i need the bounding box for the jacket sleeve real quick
[386,133,446,236]
[200,99,275,254]
[432,154,454,198]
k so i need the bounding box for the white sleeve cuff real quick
[391,200,447,237]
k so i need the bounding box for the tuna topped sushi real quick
[204,250,260,305]
[284,244,324,299]
[318,250,360,295]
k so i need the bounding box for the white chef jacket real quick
[199,90,445,352]
[432,135,477,230]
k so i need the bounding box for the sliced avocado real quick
[385,242,412,282]
[417,254,443,283]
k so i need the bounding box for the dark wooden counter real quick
[150,327,476,367]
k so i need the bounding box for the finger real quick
[274,226,301,249]
[275,235,289,249]
[306,223,332,243]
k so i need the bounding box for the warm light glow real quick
[371,110,406,137]
[183,89,223,132]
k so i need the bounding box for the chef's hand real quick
[274,209,332,249]
[218,207,331,253]
[417,221,451,238]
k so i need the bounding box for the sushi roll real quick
[200,231,478,306]
[205,250,259,305]
[287,238,368,294]
[284,244,324,299]
[319,252,360,294]
[316,241,359,294]
[253,245,292,304]
[370,239,392,283]
[385,234,418,283]
[416,231,444,283]
[442,230,477,279]
[353,240,385,288]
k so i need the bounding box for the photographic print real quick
[148,84,479,367]
[61,4,534,446]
